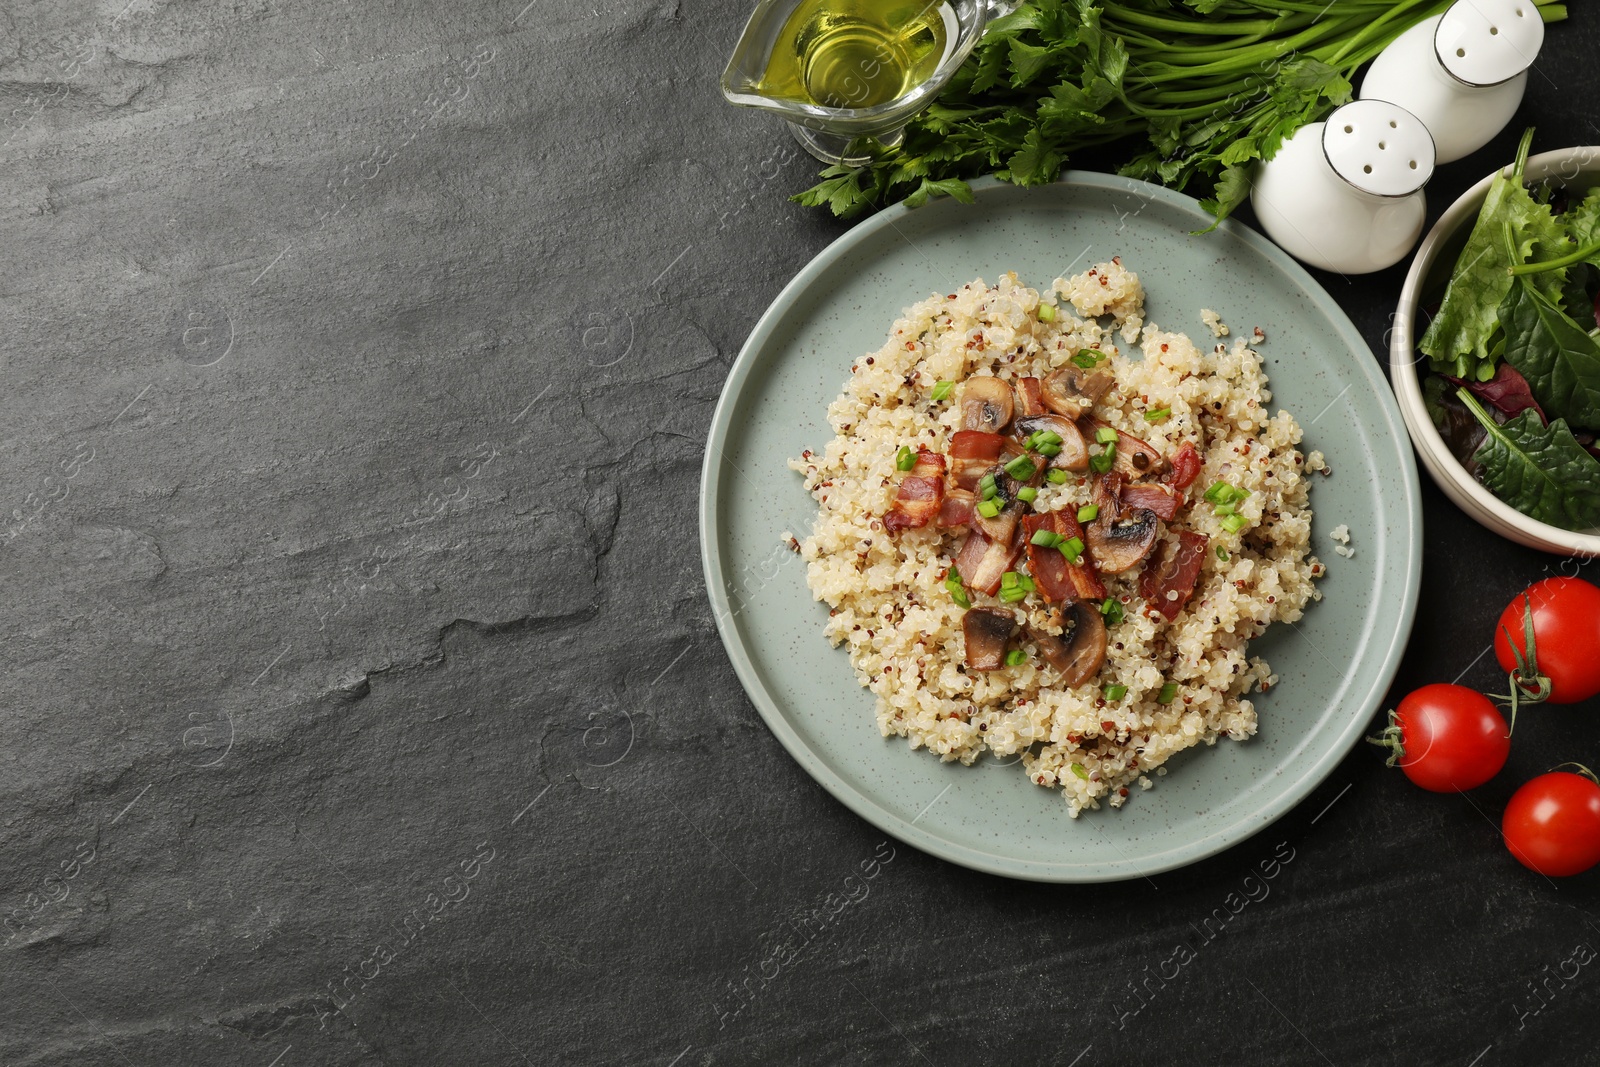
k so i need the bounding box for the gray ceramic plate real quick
[700,173,1421,882]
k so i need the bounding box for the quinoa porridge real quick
[787,261,1325,816]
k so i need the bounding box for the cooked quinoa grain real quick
[788,266,1323,816]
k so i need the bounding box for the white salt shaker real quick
[1251,99,1437,275]
[1360,0,1544,164]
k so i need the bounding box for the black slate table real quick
[3,3,1599,1065]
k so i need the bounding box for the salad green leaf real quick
[1460,390,1600,531]
[1420,130,1571,369]
[1567,187,1600,259]
[1499,273,1600,431]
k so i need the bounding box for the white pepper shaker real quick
[1251,99,1436,275]
[1359,0,1544,164]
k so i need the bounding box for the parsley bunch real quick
[793,0,1569,222]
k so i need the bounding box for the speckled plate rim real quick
[699,172,1422,882]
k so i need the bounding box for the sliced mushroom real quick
[959,377,1014,434]
[972,495,1022,544]
[1086,507,1161,574]
[1014,414,1089,472]
[1041,366,1114,418]
[963,607,1017,671]
[1078,416,1166,479]
[1027,601,1106,686]
[1092,470,1125,521]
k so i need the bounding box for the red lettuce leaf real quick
[1445,362,1547,425]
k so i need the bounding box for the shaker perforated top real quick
[1436,0,1545,87]
[1320,99,1437,198]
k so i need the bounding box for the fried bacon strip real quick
[954,527,1023,596]
[948,430,1005,491]
[1120,481,1183,522]
[1015,377,1047,418]
[883,450,946,533]
[1139,529,1210,621]
[1021,511,1106,602]
[1165,441,1203,491]
[937,488,974,528]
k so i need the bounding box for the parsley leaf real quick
[902,177,976,209]
[790,1,1570,225]
[1007,127,1064,186]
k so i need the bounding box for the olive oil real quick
[756,0,950,110]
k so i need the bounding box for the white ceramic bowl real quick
[1390,145,1600,556]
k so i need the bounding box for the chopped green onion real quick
[1007,572,1034,593]
[1004,648,1028,666]
[895,446,916,471]
[1221,513,1248,534]
[1004,456,1037,481]
[1144,407,1171,422]
[1158,683,1180,705]
[977,499,1002,519]
[1077,504,1099,523]
[1000,570,1021,589]
[1022,431,1039,450]
[1103,684,1127,702]
[1000,588,1027,603]
[1036,442,1062,458]
[1216,545,1230,561]
[1047,469,1068,485]
[949,586,970,608]
[1031,529,1062,548]
[1214,502,1236,517]
[1072,349,1105,369]
[1037,303,1058,323]
[1016,487,1038,503]
[1038,431,1062,445]
[1059,536,1085,564]
[1089,447,1116,474]
[1095,427,1118,445]
[930,380,955,402]
[1070,762,1089,780]
[1100,598,1124,625]
[978,473,998,500]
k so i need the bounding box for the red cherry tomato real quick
[1371,684,1510,792]
[1494,577,1600,705]
[1502,771,1600,877]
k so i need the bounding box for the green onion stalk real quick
[794,0,1570,222]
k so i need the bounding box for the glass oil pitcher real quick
[720,0,1012,166]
